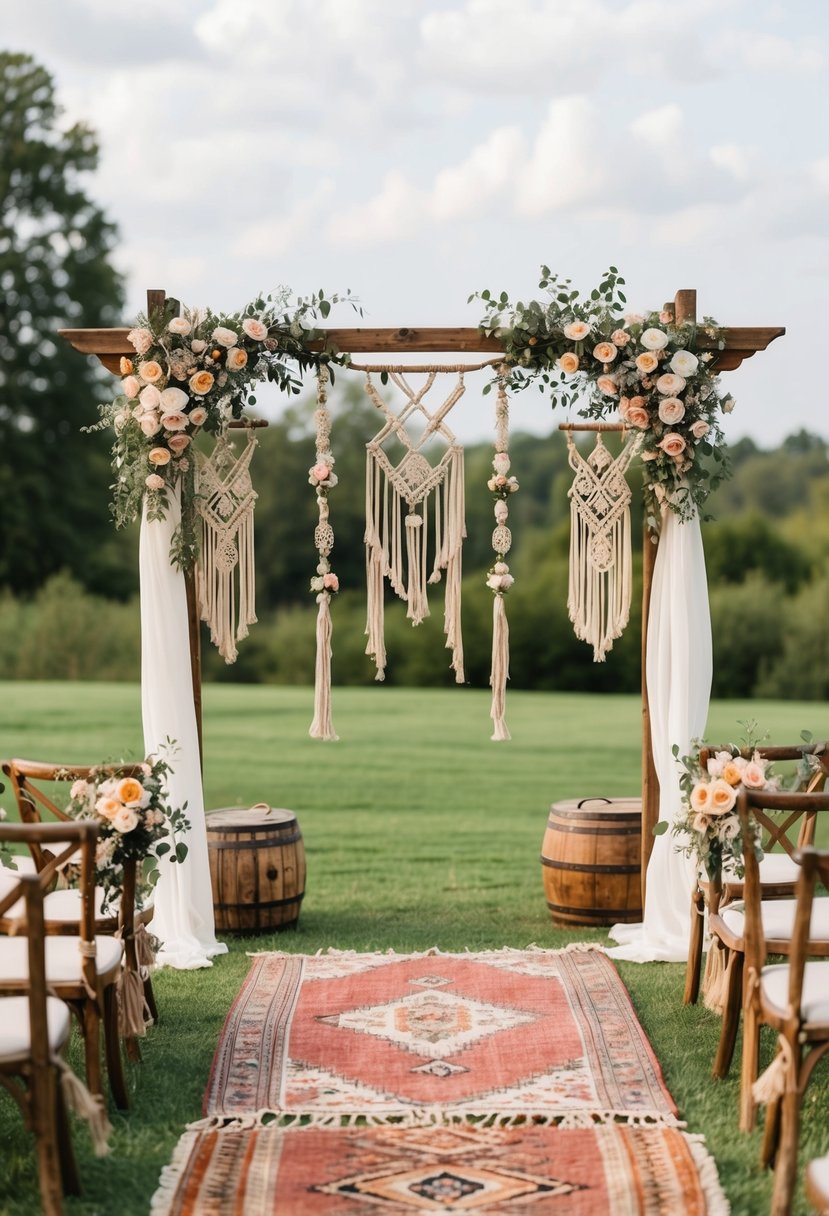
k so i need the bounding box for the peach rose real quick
[596,374,618,396]
[211,326,238,347]
[563,320,591,341]
[640,327,669,351]
[140,413,161,438]
[593,341,617,363]
[558,352,580,375]
[113,806,140,834]
[148,447,172,466]
[721,759,746,787]
[225,346,249,371]
[167,433,191,455]
[189,406,208,427]
[635,351,659,374]
[128,327,153,356]
[122,375,140,399]
[115,777,144,805]
[159,386,189,413]
[658,397,685,425]
[655,372,686,396]
[95,796,121,821]
[690,782,711,813]
[658,432,687,459]
[161,412,189,432]
[627,405,650,429]
[741,761,767,789]
[120,357,134,375]
[139,383,161,411]
[618,396,630,420]
[189,370,215,395]
[145,473,165,490]
[690,419,710,440]
[242,318,269,341]
[139,360,164,384]
[168,316,192,336]
[611,328,630,347]
[709,779,737,815]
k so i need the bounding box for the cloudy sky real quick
[5,0,828,445]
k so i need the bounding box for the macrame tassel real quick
[405,512,429,625]
[490,594,511,741]
[196,432,258,664]
[701,938,731,1016]
[752,1038,795,1105]
[309,593,338,740]
[134,922,156,970]
[58,1060,112,1156]
[117,966,152,1039]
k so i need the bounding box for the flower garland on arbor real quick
[87,288,356,570]
[473,267,735,528]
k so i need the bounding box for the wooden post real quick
[145,290,204,772]
[639,290,698,901]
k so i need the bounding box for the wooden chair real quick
[1,758,159,1035]
[0,820,127,1108]
[0,837,84,1214]
[807,1153,829,1214]
[684,741,828,1013]
[739,795,829,1216]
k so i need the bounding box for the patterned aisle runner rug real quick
[203,949,676,1121]
[151,1121,729,1215]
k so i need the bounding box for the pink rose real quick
[658,397,685,425]
[690,419,710,440]
[323,572,339,591]
[70,779,91,801]
[145,473,165,490]
[161,412,189,431]
[655,372,686,396]
[310,462,331,482]
[122,375,140,399]
[658,432,687,459]
[611,329,630,347]
[558,352,580,375]
[635,351,659,374]
[225,346,249,371]
[139,360,164,384]
[627,405,650,429]
[741,760,767,789]
[148,447,171,466]
[189,406,208,427]
[242,318,269,341]
[128,327,153,356]
[593,341,617,363]
[618,396,630,420]
[167,433,191,455]
[596,374,618,396]
[563,320,591,341]
[140,413,161,438]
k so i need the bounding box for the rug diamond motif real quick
[315,1158,578,1209]
[317,987,538,1059]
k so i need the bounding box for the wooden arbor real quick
[60,288,784,901]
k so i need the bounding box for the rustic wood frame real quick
[59,288,785,902]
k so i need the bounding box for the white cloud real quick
[516,97,609,215]
[326,171,426,248]
[429,126,526,220]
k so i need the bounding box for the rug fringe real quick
[245,944,602,961]
[185,1107,683,1133]
[686,1133,732,1215]
[150,1129,199,1216]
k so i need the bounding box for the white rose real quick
[640,327,669,351]
[168,317,192,336]
[211,326,238,347]
[139,384,161,411]
[669,349,699,377]
[242,318,269,341]
[562,320,591,341]
[159,386,189,413]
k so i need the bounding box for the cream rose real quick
[122,375,140,399]
[655,372,686,396]
[148,447,172,466]
[140,413,162,438]
[139,383,161,411]
[113,806,140,834]
[658,397,685,425]
[167,433,191,455]
[159,386,189,414]
[139,360,164,384]
[242,317,269,341]
[640,327,669,351]
[168,316,192,336]
[670,349,699,377]
[658,432,687,459]
[635,351,659,375]
[211,325,238,347]
[145,473,165,490]
[189,406,208,427]
[593,341,617,363]
[611,328,630,347]
[563,320,591,341]
[190,339,206,354]
[709,779,738,815]
[596,374,618,396]
[225,346,249,371]
[189,370,215,396]
[161,412,189,432]
[690,420,710,440]
[128,327,153,356]
[627,405,650,429]
[558,352,580,375]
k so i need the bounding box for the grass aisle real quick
[0,681,827,1214]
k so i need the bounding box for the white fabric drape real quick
[140,491,227,970]
[607,508,712,963]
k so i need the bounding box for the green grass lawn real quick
[0,680,827,1214]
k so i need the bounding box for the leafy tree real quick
[0,52,127,594]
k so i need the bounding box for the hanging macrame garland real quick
[308,364,340,741]
[363,367,468,683]
[195,429,258,664]
[487,368,519,741]
[565,428,635,662]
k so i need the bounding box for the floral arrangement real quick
[474,267,734,526]
[64,751,190,912]
[87,288,358,570]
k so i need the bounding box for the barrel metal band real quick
[545,901,641,920]
[220,893,305,911]
[208,833,303,850]
[546,823,640,836]
[540,856,640,874]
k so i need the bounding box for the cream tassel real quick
[490,594,511,741]
[701,938,731,1016]
[117,966,152,1039]
[309,592,338,740]
[134,922,156,970]
[58,1060,112,1156]
[752,1037,796,1105]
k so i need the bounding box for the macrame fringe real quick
[58,1059,112,1156]
[752,1037,795,1105]
[117,966,153,1039]
[702,938,732,1016]
[309,593,338,741]
[490,594,510,741]
[196,433,258,664]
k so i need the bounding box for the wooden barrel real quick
[540,797,642,926]
[207,806,306,934]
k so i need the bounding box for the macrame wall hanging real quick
[308,365,340,741]
[487,366,519,740]
[362,364,478,683]
[564,425,636,662]
[195,429,258,664]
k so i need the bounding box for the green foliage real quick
[757,576,829,701]
[705,515,812,594]
[708,574,785,698]
[0,52,130,595]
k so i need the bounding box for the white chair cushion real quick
[808,1154,829,1204]
[761,960,829,1022]
[758,853,802,885]
[43,887,112,921]
[0,935,123,985]
[0,995,71,1061]
[721,896,829,942]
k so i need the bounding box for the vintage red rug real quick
[151,1121,728,1215]
[203,949,677,1121]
